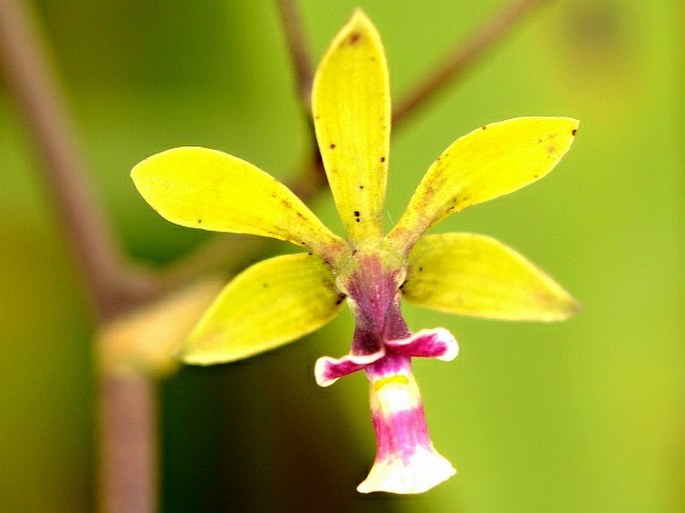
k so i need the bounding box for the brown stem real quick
[0,0,157,320]
[159,234,270,290]
[98,375,158,513]
[274,0,315,111]
[0,2,159,512]
[393,0,550,126]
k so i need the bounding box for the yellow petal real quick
[402,233,580,321]
[387,117,579,254]
[312,10,390,244]
[131,146,346,260]
[181,253,344,365]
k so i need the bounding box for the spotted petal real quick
[181,253,344,365]
[312,10,390,244]
[132,146,346,260]
[387,117,579,255]
[402,233,580,321]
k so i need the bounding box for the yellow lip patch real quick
[373,374,410,391]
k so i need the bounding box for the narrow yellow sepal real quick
[98,278,225,376]
[402,233,580,321]
[387,117,579,254]
[181,253,345,365]
[312,9,390,244]
[131,146,346,260]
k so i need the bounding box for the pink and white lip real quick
[315,328,458,387]
[358,366,456,494]
[315,328,458,494]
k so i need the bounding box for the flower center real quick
[334,243,408,354]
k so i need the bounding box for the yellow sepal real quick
[132,146,346,260]
[312,9,390,244]
[98,278,225,377]
[387,117,579,254]
[403,233,580,321]
[181,253,345,365]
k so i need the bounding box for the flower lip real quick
[358,365,456,494]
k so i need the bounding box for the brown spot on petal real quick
[348,32,361,45]
[572,128,578,136]
[329,143,336,149]
[380,156,386,163]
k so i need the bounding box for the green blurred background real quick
[1,1,683,512]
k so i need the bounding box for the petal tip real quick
[179,347,224,366]
[349,7,370,23]
[345,8,377,34]
[560,296,583,319]
[542,287,582,322]
[559,116,580,140]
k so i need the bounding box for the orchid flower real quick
[131,10,579,494]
